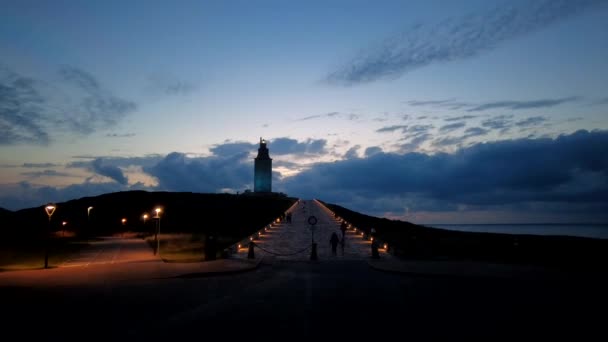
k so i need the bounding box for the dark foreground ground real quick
[2,259,606,341]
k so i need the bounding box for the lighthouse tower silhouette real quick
[254,137,272,193]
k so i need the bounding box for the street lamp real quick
[44,203,56,269]
[121,218,127,237]
[86,206,93,238]
[153,208,162,256]
[62,221,67,238]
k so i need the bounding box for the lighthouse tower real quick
[254,137,272,193]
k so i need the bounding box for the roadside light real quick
[62,221,67,226]
[250,236,253,241]
[384,244,388,250]
[370,237,374,241]
[238,244,242,249]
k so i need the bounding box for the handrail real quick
[223,199,301,257]
[313,199,391,257]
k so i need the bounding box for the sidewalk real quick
[0,257,263,288]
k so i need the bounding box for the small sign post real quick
[308,215,318,260]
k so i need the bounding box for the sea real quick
[426,224,608,240]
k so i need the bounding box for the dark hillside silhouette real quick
[5,191,296,248]
[321,200,608,270]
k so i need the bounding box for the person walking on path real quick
[330,232,340,255]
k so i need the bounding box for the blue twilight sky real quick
[1,0,608,223]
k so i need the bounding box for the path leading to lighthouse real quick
[232,199,390,262]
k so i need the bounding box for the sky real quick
[1,0,608,223]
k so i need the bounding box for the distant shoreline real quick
[426,223,608,240]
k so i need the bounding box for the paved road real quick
[59,236,158,267]
[1,259,605,341]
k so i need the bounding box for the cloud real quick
[407,124,434,133]
[376,125,408,133]
[0,65,136,145]
[326,0,605,85]
[481,115,514,132]
[296,112,358,122]
[20,170,73,178]
[439,122,466,132]
[0,67,50,145]
[444,115,477,122]
[515,116,548,127]
[106,132,136,138]
[144,152,252,193]
[282,130,608,221]
[364,146,383,157]
[269,138,327,155]
[146,74,198,96]
[406,99,473,111]
[344,145,361,159]
[22,162,61,168]
[467,97,579,112]
[432,127,490,147]
[464,127,490,137]
[59,66,136,133]
[91,158,128,185]
[296,112,339,121]
[0,181,139,211]
[399,133,432,152]
[67,155,163,170]
[209,141,256,157]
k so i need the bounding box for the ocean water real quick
[426,224,608,240]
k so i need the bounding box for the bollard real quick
[248,242,255,259]
[310,242,318,261]
[371,240,380,259]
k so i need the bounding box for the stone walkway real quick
[232,199,390,261]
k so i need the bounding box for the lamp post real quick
[154,208,161,256]
[62,221,67,238]
[87,206,93,238]
[121,218,127,238]
[44,203,56,269]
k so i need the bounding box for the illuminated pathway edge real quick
[232,199,391,262]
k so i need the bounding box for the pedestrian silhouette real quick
[340,221,347,239]
[330,232,340,255]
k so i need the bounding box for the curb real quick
[170,257,264,278]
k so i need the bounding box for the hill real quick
[10,191,297,242]
[321,200,608,269]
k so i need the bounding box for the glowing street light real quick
[86,206,94,238]
[153,207,162,256]
[142,213,148,224]
[44,203,56,269]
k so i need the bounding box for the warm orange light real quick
[45,204,56,217]
[121,218,127,224]
[370,237,374,241]
[250,237,253,241]
[384,244,388,249]
[62,221,67,226]
[238,244,242,249]
[143,214,148,219]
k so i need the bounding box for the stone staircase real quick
[232,199,391,262]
